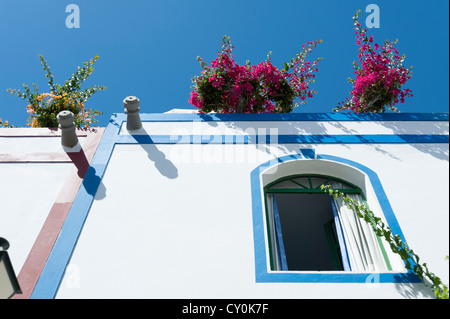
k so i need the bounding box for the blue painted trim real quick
[30,119,121,299]
[330,197,352,271]
[272,196,288,271]
[131,112,449,122]
[250,154,421,283]
[115,134,448,144]
[299,148,316,159]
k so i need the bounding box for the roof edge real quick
[111,112,449,122]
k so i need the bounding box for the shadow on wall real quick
[327,120,449,161]
[393,273,436,299]
[326,121,402,161]
[66,149,106,200]
[381,121,449,161]
[130,128,179,179]
[83,166,106,200]
[215,117,405,161]
[211,118,334,156]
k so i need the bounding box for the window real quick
[264,174,392,272]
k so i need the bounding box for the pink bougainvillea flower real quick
[189,35,322,113]
[334,10,412,113]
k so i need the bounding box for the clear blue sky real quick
[1,0,448,127]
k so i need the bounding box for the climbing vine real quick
[321,184,449,299]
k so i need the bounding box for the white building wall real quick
[54,117,448,299]
[1,116,447,299]
[0,162,71,270]
[0,128,103,299]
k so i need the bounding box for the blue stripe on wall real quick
[126,112,449,122]
[115,134,449,144]
[30,120,120,299]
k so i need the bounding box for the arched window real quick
[264,174,392,272]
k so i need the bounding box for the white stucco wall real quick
[55,129,449,299]
[2,118,447,299]
[0,134,74,274]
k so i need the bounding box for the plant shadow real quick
[393,274,436,299]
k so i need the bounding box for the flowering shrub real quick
[189,36,322,113]
[335,10,413,113]
[0,118,13,128]
[7,55,105,128]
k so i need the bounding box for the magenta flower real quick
[189,35,322,113]
[335,10,413,113]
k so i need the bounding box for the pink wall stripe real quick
[0,127,95,137]
[0,152,74,163]
[10,128,104,299]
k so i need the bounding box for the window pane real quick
[309,177,330,188]
[273,193,342,271]
[290,177,310,188]
[269,176,358,190]
[328,180,355,189]
[269,180,302,189]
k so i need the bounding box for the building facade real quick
[1,111,448,299]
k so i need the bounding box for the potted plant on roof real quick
[334,10,413,113]
[189,35,322,113]
[7,55,106,128]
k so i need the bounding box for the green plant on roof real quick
[7,55,106,128]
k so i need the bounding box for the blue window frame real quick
[264,175,365,272]
[250,153,421,283]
